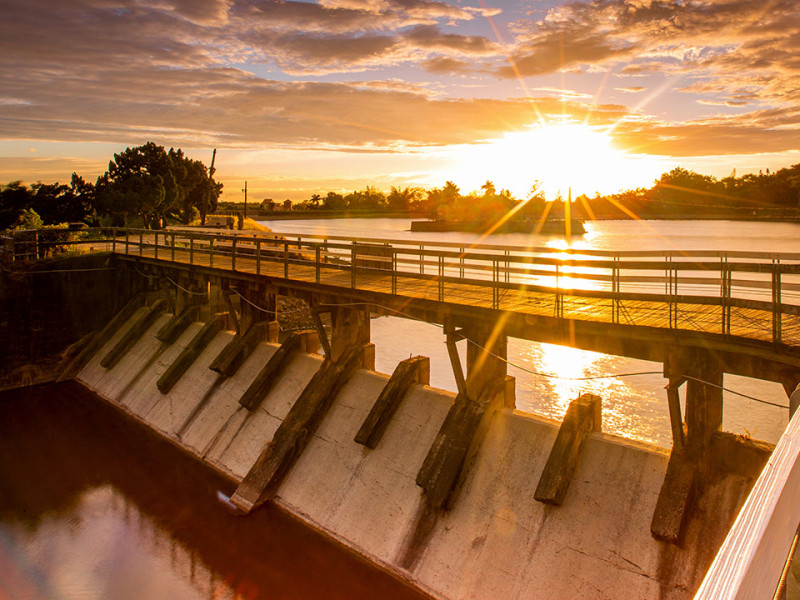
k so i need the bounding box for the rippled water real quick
[260,218,800,446]
[0,384,431,600]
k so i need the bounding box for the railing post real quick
[139,230,143,257]
[555,263,563,318]
[125,229,129,255]
[112,228,116,253]
[209,237,214,267]
[256,239,261,275]
[351,243,357,288]
[154,231,158,259]
[419,244,424,274]
[232,237,237,271]
[721,255,731,335]
[493,258,500,309]
[316,245,321,283]
[438,254,444,301]
[773,263,782,344]
[190,236,194,264]
[392,248,397,295]
[284,241,289,278]
[171,233,175,262]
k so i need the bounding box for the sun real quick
[445,122,667,200]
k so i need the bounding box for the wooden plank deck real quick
[115,239,800,351]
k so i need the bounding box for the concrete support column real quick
[684,349,723,461]
[330,306,374,369]
[238,284,278,341]
[464,322,509,404]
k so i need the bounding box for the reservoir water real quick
[260,217,800,447]
[0,383,431,600]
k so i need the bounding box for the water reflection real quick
[0,383,431,600]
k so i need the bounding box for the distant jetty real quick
[410,218,586,235]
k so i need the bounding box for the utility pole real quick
[242,181,248,219]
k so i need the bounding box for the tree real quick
[94,142,220,228]
[387,186,422,211]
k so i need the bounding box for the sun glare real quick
[446,122,666,200]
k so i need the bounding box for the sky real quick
[2,0,800,201]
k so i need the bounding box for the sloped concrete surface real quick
[76,309,753,600]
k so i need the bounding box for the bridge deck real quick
[112,235,800,351]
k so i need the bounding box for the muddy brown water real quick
[0,382,432,600]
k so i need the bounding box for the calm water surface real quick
[261,218,800,446]
[0,383,431,600]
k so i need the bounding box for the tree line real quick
[5,143,800,232]
[1,142,221,232]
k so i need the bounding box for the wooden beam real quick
[650,450,697,544]
[355,356,430,449]
[209,320,269,378]
[238,330,317,412]
[416,381,505,511]
[444,321,468,399]
[230,345,365,513]
[534,393,602,506]
[57,294,145,381]
[156,314,225,394]
[312,309,332,359]
[155,305,200,345]
[100,298,168,369]
[222,288,240,334]
[665,376,686,454]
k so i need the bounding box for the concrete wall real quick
[77,307,755,600]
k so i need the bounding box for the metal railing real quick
[5,227,800,346]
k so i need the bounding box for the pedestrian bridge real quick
[4,225,800,598]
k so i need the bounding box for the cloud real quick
[500,0,800,108]
[616,87,646,93]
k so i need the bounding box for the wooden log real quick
[58,294,146,380]
[355,356,430,449]
[155,305,200,345]
[209,320,269,378]
[416,381,505,511]
[534,393,602,506]
[650,450,697,544]
[238,331,318,411]
[156,314,225,394]
[100,298,168,369]
[230,346,365,513]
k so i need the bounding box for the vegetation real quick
[1,142,221,232]
[6,146,800,231]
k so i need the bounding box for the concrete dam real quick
[6,228,799,598]
[63,296,760,600]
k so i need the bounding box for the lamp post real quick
[242,181,247,219]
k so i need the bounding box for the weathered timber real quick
[156,314,225,394]
[416,382,505,511]
[58,294,146,380]
[222,289,240,334]
[209,320,269,378]
[444,322,467,399]
[100,298,168,369]
[156,305,200,345]
[238,330,317,411]
[230,346,365,513]
[650,450,697,544]
[355,356,430,449]
[311,309,332,359]
[534,393,602,506]
[666,377,686,454]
